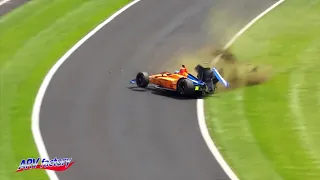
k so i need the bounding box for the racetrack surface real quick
[0,0,30,16]
[40,0,275,179]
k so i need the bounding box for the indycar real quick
[130,65,229,97]
[130,71,207,97]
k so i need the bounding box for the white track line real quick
[0,0,10,6]
[31,1,140,179]
[32,0,285,179]
[212,0,285,65]
[197,1,285,180]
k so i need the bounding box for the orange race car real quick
[129,69,208,97]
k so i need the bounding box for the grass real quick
[0,0,130,179]
[204,0,320,180]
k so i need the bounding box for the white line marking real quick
[289,70,316,160]
[0,0,10,6]
[212,0,285,65]
[32,0,285,179]
[197,99,239,180]
[197,1,285,180]
[31,1,140,179]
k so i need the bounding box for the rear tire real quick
[176,78,195,96]
[136,72,149,88]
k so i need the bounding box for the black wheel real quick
[136,72,149,88]
[176,78,195,96]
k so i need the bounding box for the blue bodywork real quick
[186,73,206,86]
[212,67,229,88]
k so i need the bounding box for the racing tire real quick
[176,78,195,96]
[136,72,149,88]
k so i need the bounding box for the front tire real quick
[176,78,195,96]
[136,72,149,88]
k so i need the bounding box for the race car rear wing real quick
[212,67,229,88]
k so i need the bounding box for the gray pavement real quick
[0,0,30,16]
[40,0,275,179]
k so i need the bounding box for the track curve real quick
[39,0,275,179]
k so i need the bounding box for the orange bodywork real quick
[149,72,187,90]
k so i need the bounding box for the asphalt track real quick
[40,0,275,179]
[0,0,30,16]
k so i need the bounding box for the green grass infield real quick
[205,0,320,180]
[0,0,130,179]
